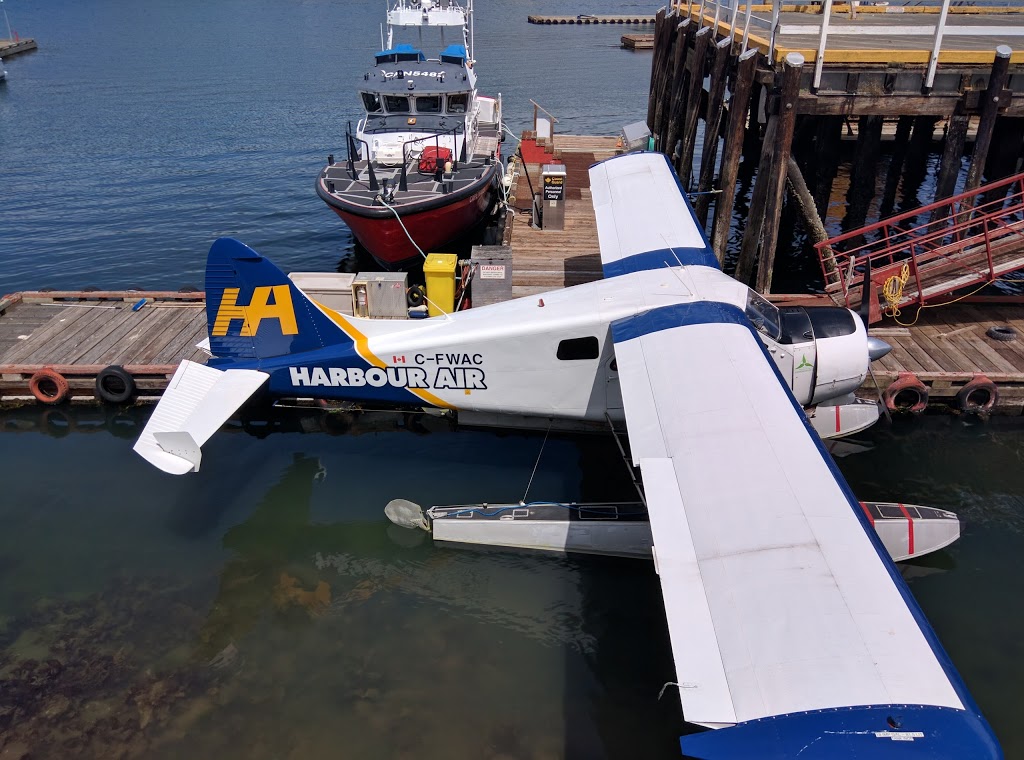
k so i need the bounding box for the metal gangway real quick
[816,171,1024,322]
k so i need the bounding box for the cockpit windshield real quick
[361,92,383,113]
[745,289,781,340]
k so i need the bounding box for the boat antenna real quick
[1,0,13,42]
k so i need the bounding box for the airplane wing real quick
[133,360,269,474]
[591,154,998,757]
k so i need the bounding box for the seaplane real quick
[133,152,1000,757]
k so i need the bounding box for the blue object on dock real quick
[132,298,147,312]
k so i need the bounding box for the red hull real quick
[327,175,497,269]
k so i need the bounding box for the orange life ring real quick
[29,368,70,405]
[882,372,928,414]
[956,374,998,414]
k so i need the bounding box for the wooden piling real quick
[900,115,940,212]
[810,116,844,219]
[710,49,759,263]
[645,8,669,131]
[963,46,1013,197]
[694,38,734,226]
[662,20,693,157]
[879,116,915,218]
[755,53,804,294]
[933,113,969,203]
[651,11,679,150]
[676,26,712,187]
[842,115,884,234]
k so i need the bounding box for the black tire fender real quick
[95,365,137,404]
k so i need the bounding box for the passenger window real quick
[557,337,599,361]
[447,93,468,114]
[416,96,442,113]
[384,95,410,113]
[361,92,382,113]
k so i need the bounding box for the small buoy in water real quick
[385,499,429,531]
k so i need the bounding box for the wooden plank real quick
[891,335,945,373]
[0,305,97,364]
[152,312,209,364]
[119,308,199,365]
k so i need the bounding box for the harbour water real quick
[2,1,1024,757]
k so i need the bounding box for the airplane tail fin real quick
[205,238,348,361]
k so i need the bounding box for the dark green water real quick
[1,407,1022,757]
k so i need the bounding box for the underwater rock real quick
[271,573,331,615]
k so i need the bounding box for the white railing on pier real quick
[682,0,1022,89]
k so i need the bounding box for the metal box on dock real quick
[288,272,355,315]
[540,164,566,231]
[351,272,408,319]
[470,245,512,306]
[621,121,652,152]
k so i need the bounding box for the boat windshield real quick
[416,95,442,113]
[745,289,782,340]
[447,93,468,114]
[361,92,383,113]
[384,95,410,113]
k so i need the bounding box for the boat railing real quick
[344,124,379,192]
[397,123,467,191]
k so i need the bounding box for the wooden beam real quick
[695,39,734,226]
[711,49,759,264]
[756,53,804,294]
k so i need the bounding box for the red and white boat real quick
[317,0,503,269]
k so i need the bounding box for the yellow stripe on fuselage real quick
[314,301,456,410]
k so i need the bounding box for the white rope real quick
[521,423,552,504]
[377,196,427,260]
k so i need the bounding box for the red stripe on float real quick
[835,405,841,433]
[859,501,875,526]
[897,502,915,555]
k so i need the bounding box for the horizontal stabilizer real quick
[152,432,202,472]
[133,360,268,474]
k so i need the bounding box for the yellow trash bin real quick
[422,253,457,316]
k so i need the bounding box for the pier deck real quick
[508,135,618,296]
[0,291,207,400]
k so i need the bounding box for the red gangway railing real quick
[815,171,1024,322]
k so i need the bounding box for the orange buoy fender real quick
[29,368,70,405]
[956,374,998,414]
[882,372,928,414]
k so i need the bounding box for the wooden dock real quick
[528,15,654,25]
[0,38,37,58]
[507,135,619,296]
[622,34,655,50]
[0,291,207,402]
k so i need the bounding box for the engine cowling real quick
[769,306,870,406]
